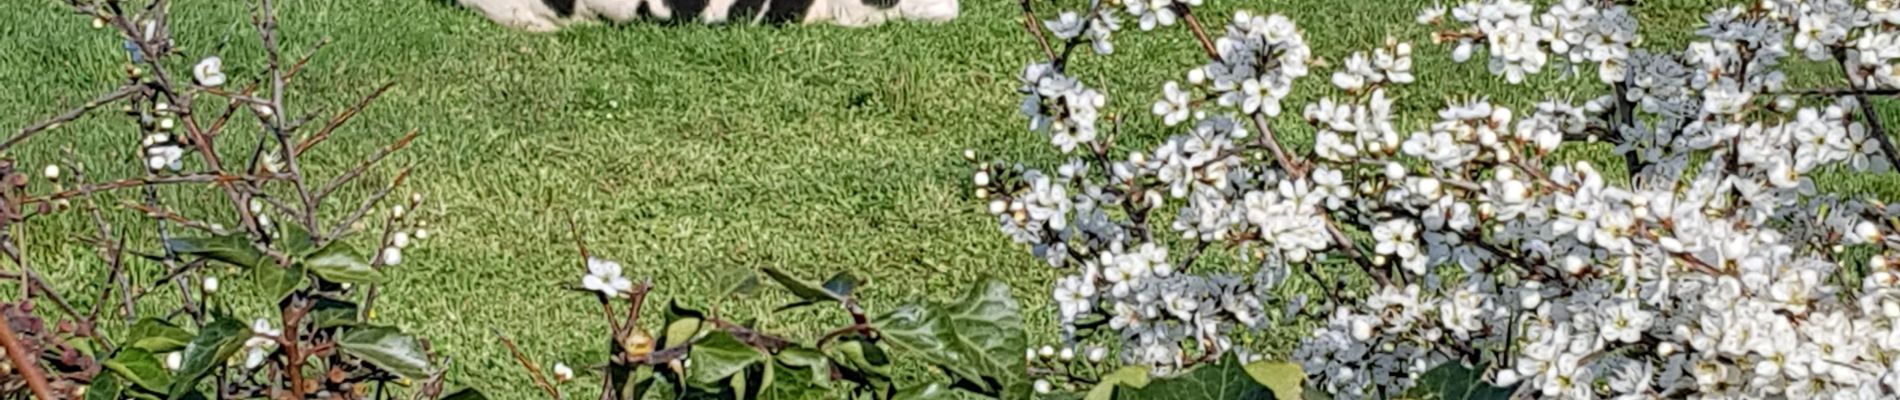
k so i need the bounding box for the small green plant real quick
[504,219,1306,399]
[1,0,464,398]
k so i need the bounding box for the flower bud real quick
[1058,347,1074,361]
[382,247,402,266]
[974,171,991,186]
[393,232,411,249]
[963,149,977,161]
[1495,369,1521,386]
[1038,345,1055,359]
[1033,379,1053,394]
[203,276,219,294]
[92,17,106,29]
[166,352,183,371]
[1658,342,1678,357]
[416,229,431,240]
[1857,221,1883,243]
[553,362,574,383]
[159,118,175,131]
[1563,256,1588,275]
[1350,318,1375,341]
[988,200,1007,214]
[1187,67,1207,85]
[392,205,407,219]
[1086,347,1108,363]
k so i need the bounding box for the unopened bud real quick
[42,165,59,180]
[202,276,219,294]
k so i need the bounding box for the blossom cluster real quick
[987,0,1900,398]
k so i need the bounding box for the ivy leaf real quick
[104,348,172,391]
[1120,353,1272,400]
[830,337,892,380]
[686,331,767,388]
[166,235,265,269]
[774,347,832,389]
[167,318,249,399]
[87,370,124,400]
[892,383,984,400]
[1405,361,1516,400]
[760,266,846,304]
[309,298,360,329]
[663,300,705,349]
[249,262,306,302]
[304,241,383,284]
[873,279,1027,397]
[126,318,194,354]
[438,388,488,400]
[1086,365,1152,400]
[1243,361,1305,400]
[337,325,434,380]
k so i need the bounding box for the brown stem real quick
[1,85,140,152]
[316,128,418,201]
[494,328,563,399]
[258,0,320,236]
[295,82,397,157]
[0,310,55,400]
[1178,7,1221,60]
[1018,0,1056,60]
[21,172,283,205]
[283,298,310,398]
[1249,113,1303,178]
[1834,53,1900,170]
[324,167,412,241]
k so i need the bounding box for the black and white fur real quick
[458,0,958,31]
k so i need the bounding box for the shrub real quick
[980,0,1900,398]
[2,0,456,398]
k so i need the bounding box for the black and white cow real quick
[457,0,959,31]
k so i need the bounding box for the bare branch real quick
[1,85,140,152]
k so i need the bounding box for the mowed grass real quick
[3,0,1900,398]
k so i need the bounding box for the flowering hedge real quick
[981,0,1900,398]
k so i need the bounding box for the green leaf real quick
[1405,361,1516,400]
[1244,361,1305,400]
[166,318,249,399]
[309,298,360,329]
[891,383,983,400]
[248,262,306,301]
[775,347,832,388]
[760,357,830,400]
[304,242,383,284]
[1087,365,1153,400]
[830,337,891,380]
[687,331,767,388]
[760,266,846,303]
[166,235,266,269]
[337,325,434,380]
[281,222,316,256]
[873,279,1028,397]
[663,300,705,350]
[439,388,489,400]
[126,318,193,354]
[664,317,702,349]
[1121,353,1272,400]
[104,348,172,391]
[716,267,760,299]
[87,370,125,400]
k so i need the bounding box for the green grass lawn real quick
[4,0,1900,398]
